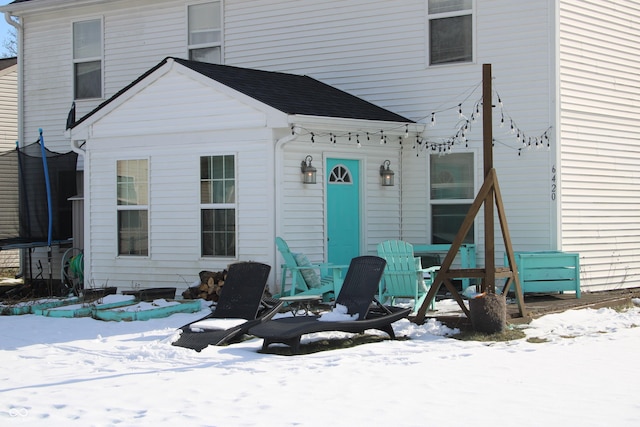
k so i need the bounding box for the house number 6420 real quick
[551,165,557,201]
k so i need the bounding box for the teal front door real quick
[327,158,360,266]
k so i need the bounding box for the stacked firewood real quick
[181,269,227,301]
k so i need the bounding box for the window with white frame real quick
[200,155,236,257]
[117,160,149,256]
[430,153,474,244]
[188,1,222,64]
[73,19,102,99]
[427,0,473,65]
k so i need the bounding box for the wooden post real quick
[482,64,495,293]
[413,63,529,323]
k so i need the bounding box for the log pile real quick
[181,269,227,301]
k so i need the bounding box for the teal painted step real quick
[0,297,80,316]
[39,297,137,318]
[93,299,202,322]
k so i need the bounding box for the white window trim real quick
[186,1,224,63]
[71,16,104,101]
[116,158,150,258]
[428,150,477,244]
[425,1,476,68]
[199,153,237,259]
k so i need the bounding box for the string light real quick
[287,81,551,159]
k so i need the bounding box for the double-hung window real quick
[188,1,222,64]
[73,18,102,99]
[427,0,473,65]
[430,153,474,244]
[117,160,149,256]
[200,155,236,257]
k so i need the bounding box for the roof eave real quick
[287,114,425,136]
[0,0,109,14]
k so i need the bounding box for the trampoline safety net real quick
[0,141,78,247]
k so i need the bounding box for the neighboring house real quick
[0,56,19,270]
[1,0,638,294]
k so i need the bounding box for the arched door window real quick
[329,164,352,184]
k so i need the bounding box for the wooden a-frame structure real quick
[414,64,529,324]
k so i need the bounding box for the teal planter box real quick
[505,251,581,298]
[93,299,201,321]
[38,297,137,318]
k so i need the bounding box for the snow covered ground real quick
[1,297,639,426]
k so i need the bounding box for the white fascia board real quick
[287,114,425,136]
[0,0,108,14]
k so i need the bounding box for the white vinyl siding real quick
[558,0,640,290]
[84,68,275,292]
[19,0,186,154]
[0,62,19,268]
[0,63,18,152]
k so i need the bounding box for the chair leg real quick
[379,324,396,340]
[261,336,303,354]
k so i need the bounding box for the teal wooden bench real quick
[413,244,476,291]
[504,251,581,298]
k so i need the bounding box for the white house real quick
[2,0,639,294]
[67,56,419,291]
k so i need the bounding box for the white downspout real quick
[5,13,25,279]
[5,12,23,148]
[272,128,299,293]
[68,135,89,283]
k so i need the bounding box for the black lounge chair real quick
[171,261,283,351]
[249,256,411,354]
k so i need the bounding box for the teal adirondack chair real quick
[274,237,344,301]
[377,240,439,313]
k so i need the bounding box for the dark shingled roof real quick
[0,57,17,71]
[71,57,412,129]
[172,58,412,123]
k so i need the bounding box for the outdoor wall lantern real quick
[301,155,317,184]
[380,160,395,187]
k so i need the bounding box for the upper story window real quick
[188,2,222,64]
[427,0,473,66]
[73,19,102,99]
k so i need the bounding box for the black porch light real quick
[380,159,395,187]
[301,155,317,184]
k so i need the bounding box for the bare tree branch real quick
[1,26,18,58]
